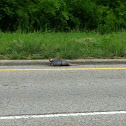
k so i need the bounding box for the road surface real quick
[0,64,126,125]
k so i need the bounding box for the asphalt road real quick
[0,64,126,126]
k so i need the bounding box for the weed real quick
[0,32,126,59]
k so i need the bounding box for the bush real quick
[0,0,126,33]
[66,0,102,31]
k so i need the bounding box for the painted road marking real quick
[0,68,126,71]
[1,111,126,120]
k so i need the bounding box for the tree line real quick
[0,0,126,33]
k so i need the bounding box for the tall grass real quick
[0,31,126,59]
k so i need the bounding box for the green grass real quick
[0,31,126,59]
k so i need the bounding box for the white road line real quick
[1,111,126,120]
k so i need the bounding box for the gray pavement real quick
[0,64,126,125]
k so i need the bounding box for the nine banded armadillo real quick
[49,59,71,66]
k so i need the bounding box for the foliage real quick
[0,0,126,33]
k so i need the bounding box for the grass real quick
[0,31,126,59]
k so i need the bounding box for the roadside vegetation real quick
[0,0,126,33]
[0,31,126,59]
[0,0,126,59]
